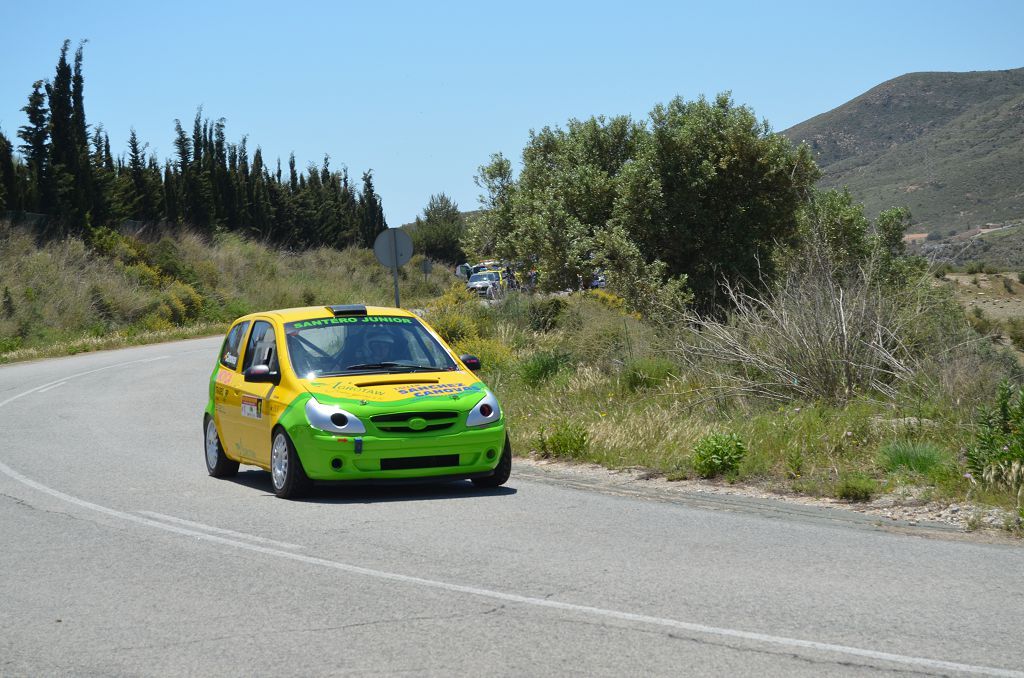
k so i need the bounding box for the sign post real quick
[372,228,414,308]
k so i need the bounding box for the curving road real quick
[1,338,1023,677]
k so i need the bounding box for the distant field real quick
[947,271,1024,321]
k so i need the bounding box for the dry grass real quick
[0,222,456,363]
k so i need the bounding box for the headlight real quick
[305,397,366,434]
[466,390,501,427]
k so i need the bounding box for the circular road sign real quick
[373,228,414,268]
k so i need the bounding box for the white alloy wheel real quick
[271,433,289,490]
[205,419,220,470]
[203,415,238,478]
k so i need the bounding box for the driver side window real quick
[241,321,279,372]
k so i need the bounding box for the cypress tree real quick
[88,125,112,227]
[46,40,79,229]
[71,41,95,231]
[0,130,19,211]
[358,170,386,248]
[18,80,49,212]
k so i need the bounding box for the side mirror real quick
[244,364,281,385]
[460,354,482,371]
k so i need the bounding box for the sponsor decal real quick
[241,395,263,420]
[223,354,238,367]
[396,382,482,398]
[216,369,233,385]
[331,382,385,397]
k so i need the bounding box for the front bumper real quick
[286,421,507,481]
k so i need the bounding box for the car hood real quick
[302,370,487,408]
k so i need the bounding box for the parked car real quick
[466,271,504,298]
[203,304,511,498]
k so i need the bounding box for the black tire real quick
[270,428,312,499]
[473,435,512,488]
[204,414,239,477]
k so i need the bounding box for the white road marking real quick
[36,381,66,393]
[0,355,169,409]
[137,510,303,550]
[1,359,1022,677]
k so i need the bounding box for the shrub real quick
[879,441,946,474]
[968,306,994,336]
[519,350,569,386]
[453,336,515,373]
[430,310,479,344]
[966,261,984,275]
[529,296,566,332]
[835,473,876,501]
[692,433,746,478]
[1018,271,1024,285]
[624,357,677,391]
[588,288,627,311]
[1,287,14,318]
[148,237,198,284]
[536,421,589,459]
[968,381,1024,514]
[1004,277,1016,294]
[1005,318,1024,350]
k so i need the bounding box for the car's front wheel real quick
[270,429,311,499]
[473,435,511,488]
[204,415,239,478]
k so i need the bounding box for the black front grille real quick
[377,423,454,433]
[372,411,457,423]
[380,454,460,470]
[371,411,459,434]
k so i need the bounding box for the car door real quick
[213,320,251,461]
[236,319,280,467]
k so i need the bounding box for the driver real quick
[364,330,396,363]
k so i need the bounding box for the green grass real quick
[835,473,877,502]
[879,440,948,475]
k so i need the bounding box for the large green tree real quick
[411,193,466,263]
[471,94,819,312]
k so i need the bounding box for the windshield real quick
[283,315,458,378]
[469,272,497,283]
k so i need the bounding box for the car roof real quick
[233,305,418,325]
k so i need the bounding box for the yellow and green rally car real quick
[203,304,510,498]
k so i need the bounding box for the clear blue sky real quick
[2,0,1022,226]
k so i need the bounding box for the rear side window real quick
[220,321,251,370]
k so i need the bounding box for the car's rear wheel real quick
[270,428,311,499]
[204,415,239,477]
[473,435,511,488]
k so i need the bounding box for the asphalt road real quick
[2,338,1023,677]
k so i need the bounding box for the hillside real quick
[784,67,1024,232]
